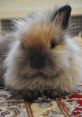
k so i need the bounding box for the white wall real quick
[0,0,82,18]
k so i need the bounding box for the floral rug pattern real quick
[0,84,82,117]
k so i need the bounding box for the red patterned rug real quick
[57,84,82,117]
[0,83,82,117]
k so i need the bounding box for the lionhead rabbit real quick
[0,5,82,101]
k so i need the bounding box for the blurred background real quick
[0,0,82,42]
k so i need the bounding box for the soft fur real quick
[0,5,82,101]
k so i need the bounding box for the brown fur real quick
[21,22,63,49]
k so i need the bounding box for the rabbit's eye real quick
[50,39,57,49]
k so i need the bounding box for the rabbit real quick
[0,5,82,101]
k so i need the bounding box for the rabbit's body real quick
[0,5,82,101]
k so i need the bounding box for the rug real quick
[0,83,82,117]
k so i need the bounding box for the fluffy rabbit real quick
[0,5,82,101]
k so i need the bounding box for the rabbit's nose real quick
[29,46,46,69]
[30,53,45,69]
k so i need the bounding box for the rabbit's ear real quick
[51,5,71,29]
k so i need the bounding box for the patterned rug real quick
[0,83,82,117]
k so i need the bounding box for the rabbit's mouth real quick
[31,72,55,79]
[31,72,48,78]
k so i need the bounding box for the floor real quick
[0,83,82,117]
